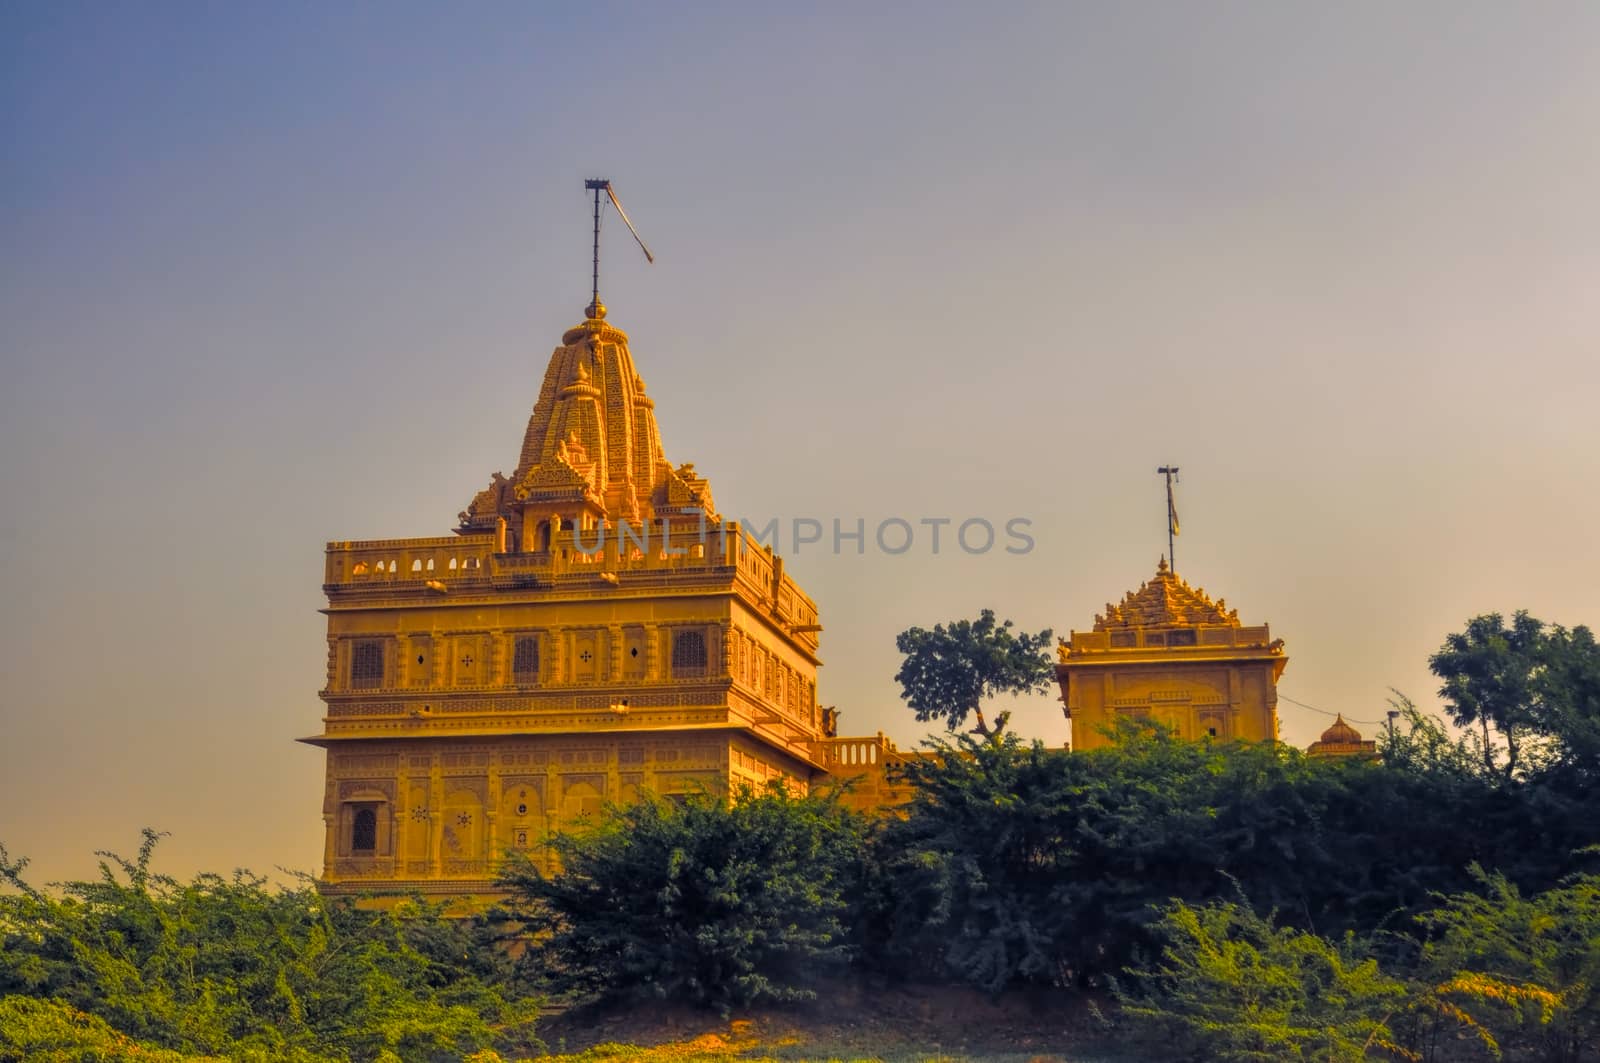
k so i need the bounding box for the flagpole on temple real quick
[1158,465,1180,574]
[583,177,655,318]
[585,178,606,316]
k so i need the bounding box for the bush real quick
[1117,896,1408,1063]
[0,831,541,1062]
[1407,866,1600,1063]
[498,783,873,1009]
[877,722,1600,993]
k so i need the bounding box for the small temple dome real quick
[1306,713,1377,759]
[1318,715,1363,745]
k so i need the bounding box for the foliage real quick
[877,720,1600,993]
[1406,865,1600,1063]
[498,784,874,1010]
[1117,896,1408,1062]
[0,994,217,1062]
[1376,693,1489,782]
[1530,624,1600,787]
[0,831,541,1062]
[893,608,1054,737]
[1431,611,1548,780]
[1429,612,1600,785]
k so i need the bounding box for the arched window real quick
[352,808,377,853]
[512,636,539,683]
[671,629,707,678]
[351,642,384,689]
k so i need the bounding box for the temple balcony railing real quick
[325,535,498,586]
[321,524,821,650]
[815,733,909,771]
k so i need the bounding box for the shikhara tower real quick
[303,296,896,902]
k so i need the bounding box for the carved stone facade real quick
[1056,558,1287,750]
[304,300,879,902]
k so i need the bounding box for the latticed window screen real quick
[671,629,707,677]
[352,808,377,852]
[512,636,539,681]
[351,642,384,689]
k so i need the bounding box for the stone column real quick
[644,623,661,681]
[486,766,501,865]
[322,814,338,879]
[429,767,444,878]
[608,625,624,682]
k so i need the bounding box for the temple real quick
[302,296,899,902]
[1055,558,1287,750]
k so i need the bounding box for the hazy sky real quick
[3,3,1597,886]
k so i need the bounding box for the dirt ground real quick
[536,981,1134,1063]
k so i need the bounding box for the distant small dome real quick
[1319,714,1363,744]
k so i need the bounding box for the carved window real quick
[512,636,540,683]
[671,629,707,678]
[351,641,385,689]
[352,808,377,853]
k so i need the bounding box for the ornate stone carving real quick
[1094,557,1238,630]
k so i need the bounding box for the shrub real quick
[1117,896,1408,1062]
[0,831,541,1061]
[499,784,873,1009]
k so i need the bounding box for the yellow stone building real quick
[302,297,894,901]
[1055,558,1287,750]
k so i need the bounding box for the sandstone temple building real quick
[301,295,901,901]
[1055,558,1288,750]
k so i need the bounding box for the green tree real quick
[1530,624,1600,786]
[498,784,873,1010]
[1430,611,1546,780]
[893,609,1054,737]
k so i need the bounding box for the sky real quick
[3,2,1598,886]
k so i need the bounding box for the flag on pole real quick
[605,185,655,264]
[1168,489,1180,537]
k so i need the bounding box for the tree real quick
[1531,624,1600,785]
[893,609,1054,737]
[1430,611,1545,780]
[1430,612,1600,785]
